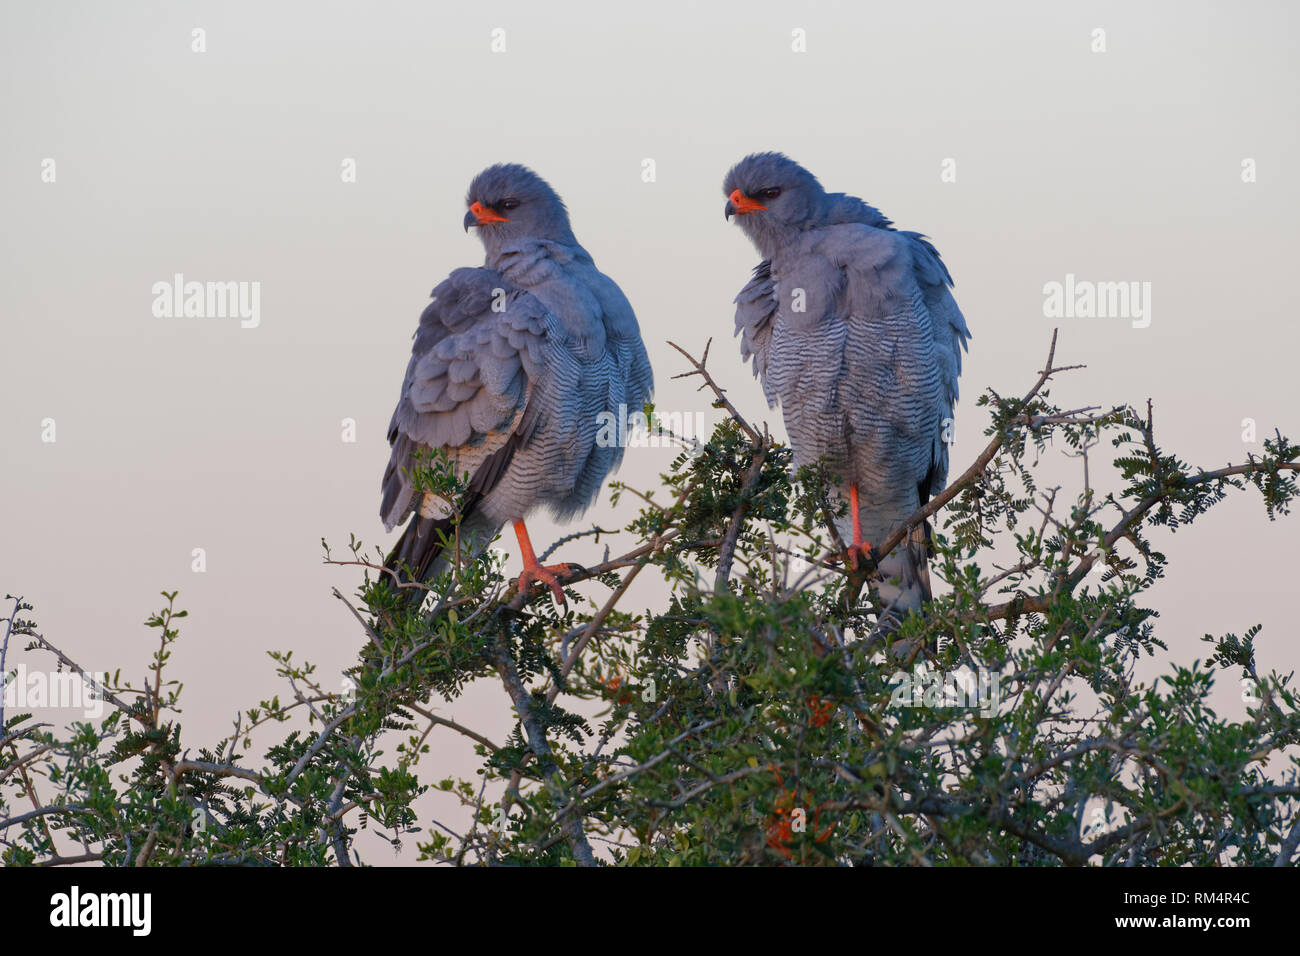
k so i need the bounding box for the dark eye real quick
[759,187,782,200]
[500,198,521,211]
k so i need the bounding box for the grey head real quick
[463,163,577,256]
[723,152,828,256]
[723,152,893,257]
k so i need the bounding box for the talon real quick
[516,563,571,606]
[511,519,581,607]
[843,542,872,571]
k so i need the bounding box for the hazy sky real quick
[2,1,1296,862]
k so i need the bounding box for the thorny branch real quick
[6,331,1298,867]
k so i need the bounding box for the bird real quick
[380,164,653,607]
[723,152,970,631]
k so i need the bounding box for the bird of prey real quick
[723,152,970,628]
[380,164,653,605]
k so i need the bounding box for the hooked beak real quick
[464,201,509,231]
[725,188,766,220]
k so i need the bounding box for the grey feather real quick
[725,152,970,624]
[382,165,653,598]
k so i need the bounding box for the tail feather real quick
[868,523,934,656]
[383,513,457,607]
[381,507,501,609]
[874,524,932,618]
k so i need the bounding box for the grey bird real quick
[381,164,653,604]
[724,152,970,628]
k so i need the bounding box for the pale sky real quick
[2,0,1296,863]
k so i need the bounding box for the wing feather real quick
[380,267,550,532]
[733,259,779,405]
[903,232,971,498]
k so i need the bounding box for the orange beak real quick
[728,188,767,215]
[469,201,509,225]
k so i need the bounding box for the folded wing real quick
[380,267,550,588]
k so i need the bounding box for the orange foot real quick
[844,484,873,571]
[845,540,873,572]
[516,561,584,605]
[512,519,582,606]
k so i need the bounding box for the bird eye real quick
[759,187,782,200]
[500,198,521,211]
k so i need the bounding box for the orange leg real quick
[846,484,872,570]
[512,519,572,605]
